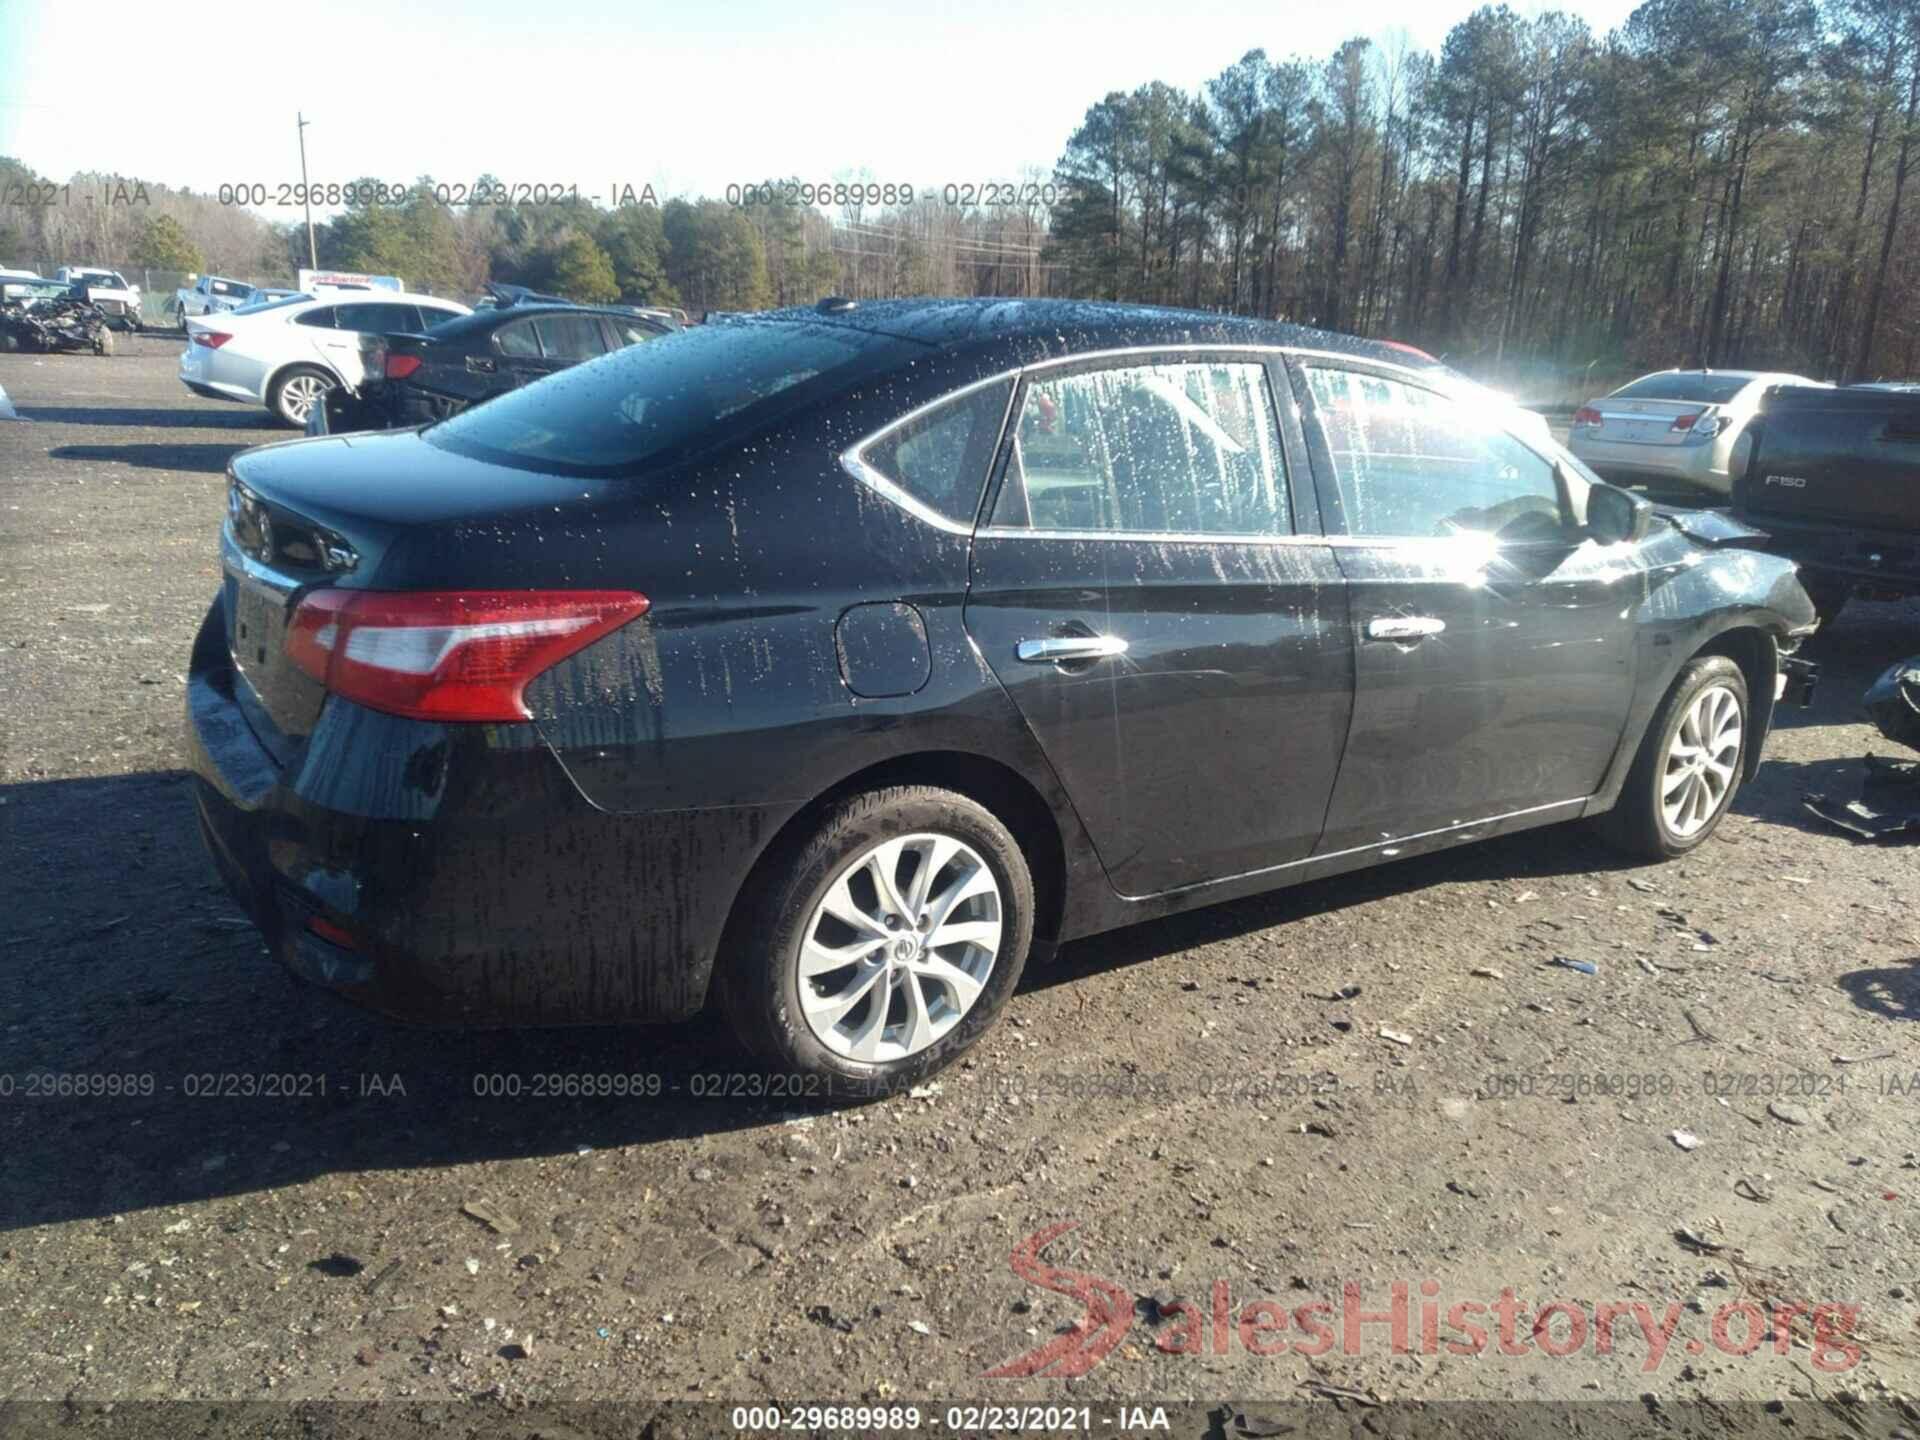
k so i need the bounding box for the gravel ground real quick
[1,338,1917,1429]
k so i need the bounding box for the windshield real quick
[231,293,311,316]
[425,320,892,477]
[1612,373,1752,405]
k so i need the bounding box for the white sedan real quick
[1567,369,1827,497]
[179,291,469,427]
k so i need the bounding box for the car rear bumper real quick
[183,599,766,1026]
[1732,512,1920,595]
[183,380,251,403]
[178,342,267,404]
[1569,434,1729,491]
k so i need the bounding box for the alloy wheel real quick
[797,832,1002,1063]
[280,373,329,424]
[1661,682,1742,839]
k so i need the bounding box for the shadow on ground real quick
[6,586,1914,1232]
[0,761,1646,1231]
[47,443,257,474]
[1835,958,1920,1022]
[17,405,275,430]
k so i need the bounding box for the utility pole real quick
[296,113,317,270]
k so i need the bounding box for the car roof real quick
[743,298,1437,374]
[1640,368,1773,380]
[421,304,668,340]
[292,291,467,309]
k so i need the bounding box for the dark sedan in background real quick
[310,289,672,435]
[188,299,1818,1086]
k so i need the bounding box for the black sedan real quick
[310,291,671,435]
[187,299,1818,1086]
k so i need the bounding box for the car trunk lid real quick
[1586,397,1719,447]
[220,429,618,755]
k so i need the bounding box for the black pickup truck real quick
[1731,383,1920,620]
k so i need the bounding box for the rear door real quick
[1289,357,1637,852]
[962,354,1354,897]
[316,301,422,386]
[488,317,553,396]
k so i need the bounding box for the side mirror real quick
[1586,482,1652,545]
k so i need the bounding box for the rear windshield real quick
[1612,373,1751,405]
[424,320,892,477]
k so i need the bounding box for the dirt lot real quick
[1,338,1917,1431]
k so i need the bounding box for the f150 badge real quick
[1765,474,1809,487]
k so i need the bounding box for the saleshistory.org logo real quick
[984,1223,1862,1379]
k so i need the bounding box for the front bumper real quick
[184,599,762,1025]
[1779,654,1819,708]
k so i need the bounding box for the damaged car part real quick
[186,299,1818,1086]
[0,292,113,354]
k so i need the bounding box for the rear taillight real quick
[285,589,650,722]
[1572,406,1602,427]
[193,331,232,349]
[385,353,422,380]
[1669,412,1702,432]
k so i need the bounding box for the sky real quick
[0,0,1646,222]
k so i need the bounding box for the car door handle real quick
[1365,616,1446,642]
[1015,636,1129,664]
[466,356,495,374]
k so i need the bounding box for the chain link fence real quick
[13,263,459,327]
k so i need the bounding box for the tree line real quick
[1042,0,1919,385]
[2,0,1914,386]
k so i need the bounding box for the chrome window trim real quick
[838,371,1018,537]
[837,341,1549,539]
[977,526,1323,546]
[975,525,1536,552]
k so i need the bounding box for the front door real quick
[1289,358,1638,853]
[963,355,1354,898]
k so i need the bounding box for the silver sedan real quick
[1568,369,1826,497]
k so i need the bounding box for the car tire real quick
[717,785,1035,1089]
[1597,655,1750,861]
[270,365,334,428]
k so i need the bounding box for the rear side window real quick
[852,380,1013,526]
[494,319,540,357]
[991,362,1291,536]
[294,307,336,328]
[334,302,417,334]
[533,313,609,360]
[426,320,890,477]
[1612,373,1751,405]
[417,305,463,330]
